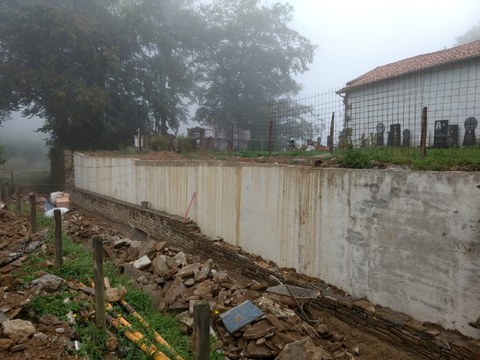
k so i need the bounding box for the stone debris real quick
[94,236,361,360]
[276,337,331,360]
[2,319,36,342]
[105,285,128,302]
[31,273,65,291]
[132,255,152,270]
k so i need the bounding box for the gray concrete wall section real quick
[73,153,480,338]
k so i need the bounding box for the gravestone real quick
[389,124,401,147]
[434,120,449,148]
[447,125,459,148]
[376,123,385,147]
[463,117,477,147]
[402,129,410,147]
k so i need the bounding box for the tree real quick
[193,0,316,139]
[454,21,480,45]
[0,145,5,166]
[0,0,195,150]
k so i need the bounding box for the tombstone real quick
[433,120,449,148]
[402,129,411,147]
[376,123,385,147]
[388,124,401,147]
[463,117,477,147]
[327,135,332,149]
[447,125,459,148]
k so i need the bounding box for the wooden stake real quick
[93,236,105,328]
[15,191,21,216]
[29,194,37,233]
[329,112,335,153]
[54,209,62,268]
[193,300,210,360]
[420,107,427,157]
[268,118,274,156]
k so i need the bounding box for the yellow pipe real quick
[120,299,184,360]
[107,314,170,360]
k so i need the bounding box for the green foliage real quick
[336,147,480,171]
[338,147,372,169]
[149,135,170,151]
[194,0,316,137]
[0,0,195,150]
[75,323,109,360]
[14,215,192,359]
[0,144,5,166]
[176,136,194,153]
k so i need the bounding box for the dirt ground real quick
[0,200,426,359]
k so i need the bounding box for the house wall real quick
[73,152,480,338]
[345,59,480,147]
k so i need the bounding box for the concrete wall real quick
[346,59,480,147]
[73,152,480,337]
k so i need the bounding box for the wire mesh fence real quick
[188,60,480,162]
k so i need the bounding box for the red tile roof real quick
[338,40,480,93]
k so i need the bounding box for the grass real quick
[14,215,212,360]
[171,146,480,171]
[336,146,480,170]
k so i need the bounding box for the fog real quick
[0,114,49,172]
[288,0,480,92]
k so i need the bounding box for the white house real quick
[337,40,480,148]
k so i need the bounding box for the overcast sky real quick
[287,0,480,93]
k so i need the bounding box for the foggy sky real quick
[288,0,480,93]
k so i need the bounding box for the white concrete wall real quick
[74,153,480,337]
[347,59,480,146]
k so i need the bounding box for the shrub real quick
[338,146,371,169]
[176,136,194,153]
[149,135,170,151]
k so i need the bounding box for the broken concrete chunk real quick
[265,313,286,332]
[163,277,186,306]
[113,238,141,249]
[138,240,159,258]
[31,273,64,291]
[194,280,214,300]
[132,255,151,270]
[245,340,275,358]
[316,323,329,337]
[2,319,36,341]
[152,255,170,277]
[212,270,229,283]
[243,320,276,340]
[275,337,331,360]
[105,285,127,302]
[175,263,201,278]
[184,278,195,287]
[195,259,213,282]
[302,322,319,339]
[174,252,187,267]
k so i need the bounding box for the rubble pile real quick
[88,230,358,360]
[0,210,81,360]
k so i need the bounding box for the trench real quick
[66,185,480,360]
